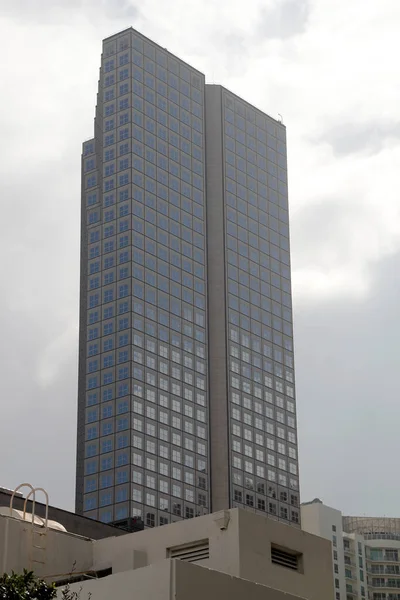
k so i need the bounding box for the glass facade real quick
[78,30,209,527]
[222,91,300,524]
[77,28,300,529]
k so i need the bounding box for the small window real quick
[146,512,155,527]
[332,524,337,532]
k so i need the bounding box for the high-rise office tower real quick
[76,28,300,529]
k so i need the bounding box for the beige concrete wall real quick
[174,560,304,600]
[0,515,93,580]
[62,559,308,600]
[301,501,345,600]
[300,502,323,537]
[93,508,332,599]
[3,507,333,600]
[93,509,240,576]
[57,560,172,600]
[237,509,333,600]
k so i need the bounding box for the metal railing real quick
[2,483,49,574]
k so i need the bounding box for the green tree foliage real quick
[0,570,56,600]
[0,568,91,600]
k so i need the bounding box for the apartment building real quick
[302,498,400,600]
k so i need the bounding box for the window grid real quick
[83,30,209,526]
[223,91,299,526]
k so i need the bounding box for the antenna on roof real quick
[277,114,283,124]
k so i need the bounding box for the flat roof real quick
[102,27,205,79]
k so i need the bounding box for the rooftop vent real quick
[168,539,209,563]
[271,545,301,571]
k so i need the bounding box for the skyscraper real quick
[76,28,300,529]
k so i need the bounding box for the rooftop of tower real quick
[101,27,286,128]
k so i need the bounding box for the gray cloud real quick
[207,32,250,76]
[290,197,374,269]
[2,0,139,23]
[0,324,78,510]
[205,0,311,77]
[0,68,81,509]
[221,33,249,59]
[256,0,310,40]
[318,120,400,157]
[296,249,400,515]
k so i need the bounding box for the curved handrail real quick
[3,483,50,574]
[9,483,35,515]
[24,487,49,529]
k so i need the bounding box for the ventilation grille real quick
[169,539,209,562]
[271,545,299,571]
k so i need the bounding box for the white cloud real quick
[290,144,400,301]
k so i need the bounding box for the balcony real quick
[344,559,357,567]
[370,581,400,590]
[369,567,400,576]
[345,586,356,597]
[368,554,399,563]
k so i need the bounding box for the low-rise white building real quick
[301,498,400,600]
[344,516,400,600]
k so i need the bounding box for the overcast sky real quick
[1,0,400,517]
